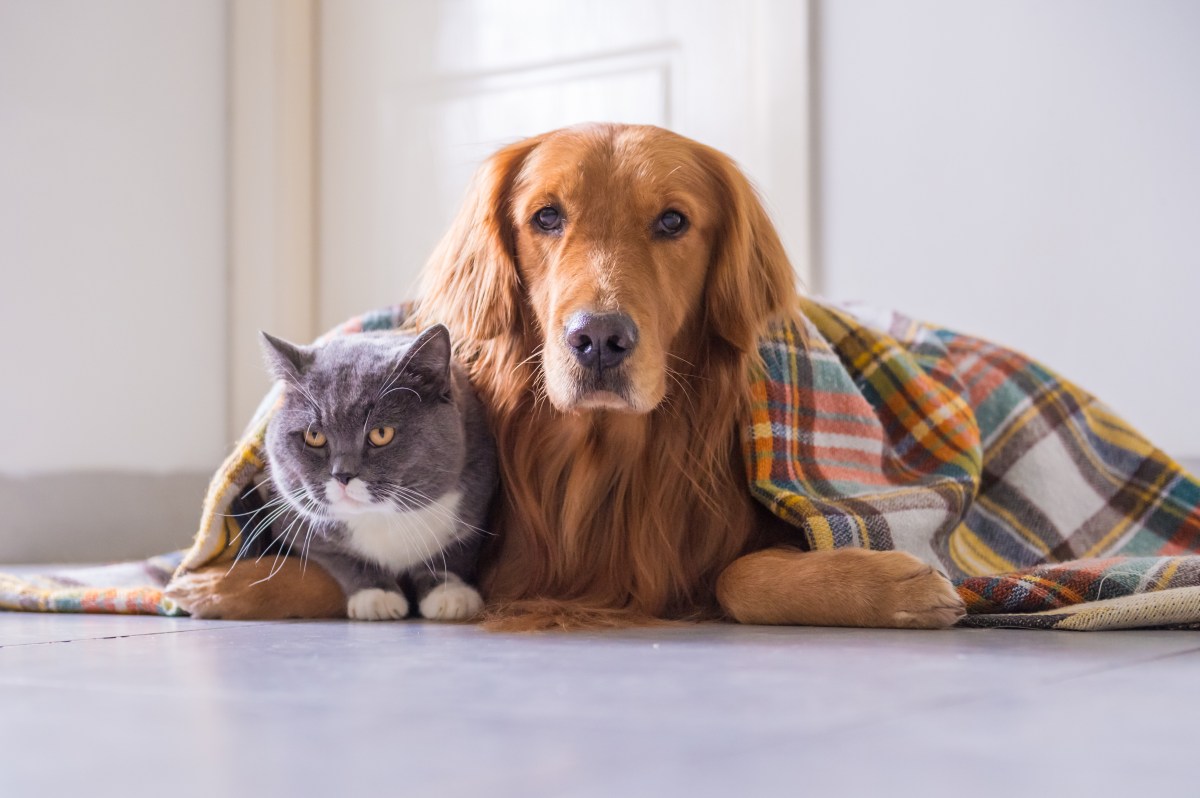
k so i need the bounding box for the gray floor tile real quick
[0,618,1195,798]
[663,647,1200,798]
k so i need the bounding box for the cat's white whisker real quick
[376,488,460,579]
[253,504,305,567]
[263,522,304,583]
[217,486,293,522]
[375,364,409,401]
[234,496,306,562]
[379,385,421,401]
[376,487,461,578]
[377,333,438,398]
[375,328,442,403]
[299,521,315,573]
[405,503,446,578]
[381,492,480,542]
[227,486,309,569]
[385,485,491,537]
[382,507,438,581]
[294,495,328,573]
[401,493,451,577]
[236,475,274,502]
[254,495,315,582]
[280,375,322,415]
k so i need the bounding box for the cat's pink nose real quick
[333,472,356,485]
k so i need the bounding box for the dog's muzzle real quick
[562,310,638,408]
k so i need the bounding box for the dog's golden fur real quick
[173,124,964,630]
[416,125,790,627]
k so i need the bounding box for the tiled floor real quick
[0,613,1196,798]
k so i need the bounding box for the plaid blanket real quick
[744,298,1200,629]
[4,298,1199,630]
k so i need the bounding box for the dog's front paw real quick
[163,560,346,620]
[347,588,409,621]
[164,570,226,619]
[879,551,966,629]
[716,547,965,629]
[419,582,483,621]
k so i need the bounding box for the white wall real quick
[3,0,1195,559]
[818,0,1200,459]
[0,0,229,475]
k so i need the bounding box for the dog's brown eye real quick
[534,206,562,232]
[656,210,687,237]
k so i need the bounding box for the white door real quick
[318,0,810,330]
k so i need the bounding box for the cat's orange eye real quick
[368,426,395,447]
[303,429,327,448]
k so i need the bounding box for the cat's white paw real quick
[347,588,409,621]
[419,582,483,621]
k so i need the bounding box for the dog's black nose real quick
[332,472,356,486]
[565,312,638,371]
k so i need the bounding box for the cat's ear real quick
[401,324,453,399]
[260,331,315,382]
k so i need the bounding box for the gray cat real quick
[250,324,497,621]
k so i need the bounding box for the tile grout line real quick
[0,620,278,650]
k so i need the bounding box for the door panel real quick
[319,0,810,329]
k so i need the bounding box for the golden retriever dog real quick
[176,123,965,629]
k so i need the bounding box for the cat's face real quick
[261,326,466,522]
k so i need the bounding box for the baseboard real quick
[0,471,212,563]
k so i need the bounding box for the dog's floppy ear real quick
[698,147,798,355]
[419,136,544,343]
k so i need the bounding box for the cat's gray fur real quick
[255,324,496,620]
